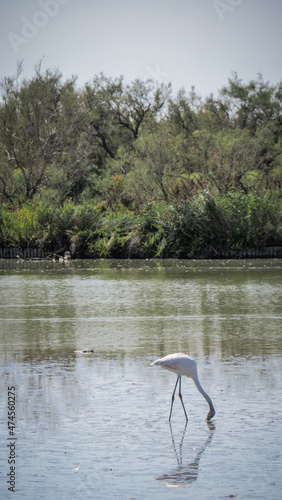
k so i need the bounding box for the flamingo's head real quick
[206,407,216,420]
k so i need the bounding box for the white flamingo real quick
[150,353,215,421]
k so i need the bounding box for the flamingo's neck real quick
[192,371,215,414]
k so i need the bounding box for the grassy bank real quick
[1,190,281,259]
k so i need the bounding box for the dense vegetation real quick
[0,63,281,258]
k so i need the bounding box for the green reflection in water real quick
[0,259,281,361]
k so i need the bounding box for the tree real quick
[83,74,171,160]
[115,78,171,139]
[0,64,78,202]
[83,74,124,161]
[219,72,282,133]
[167,87,200,136]
[124,122,193,203]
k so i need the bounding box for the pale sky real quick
[0,0,281,97]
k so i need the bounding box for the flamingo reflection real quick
[155,421,215,487]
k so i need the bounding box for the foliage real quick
[0,192,280,257]
[0,67,282,257]
[1,202,47,247]
[171,191,281,257]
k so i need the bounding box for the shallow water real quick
[0,259,282,499]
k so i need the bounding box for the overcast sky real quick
[0,0,281,97]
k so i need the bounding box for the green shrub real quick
[171,190,281,257]
[0,191,281,258]
[0,203,47,247]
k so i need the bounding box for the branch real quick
[0,175,14,202]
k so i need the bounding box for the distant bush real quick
[0,191,281,258]
[171,191,282,257]
[0,203,47,247]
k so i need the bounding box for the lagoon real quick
[0,259,282,499]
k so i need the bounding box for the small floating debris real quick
[75,348,94,353]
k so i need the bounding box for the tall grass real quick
[0,191,281,257]
[172,191,281,257]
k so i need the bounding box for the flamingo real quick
[150,353,215,421]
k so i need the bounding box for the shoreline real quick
[1,246,282,260]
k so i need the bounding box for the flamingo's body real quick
[150,353,215,421]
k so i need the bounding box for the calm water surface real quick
[0,259,282,499]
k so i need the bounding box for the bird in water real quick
[150,353,215,422]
